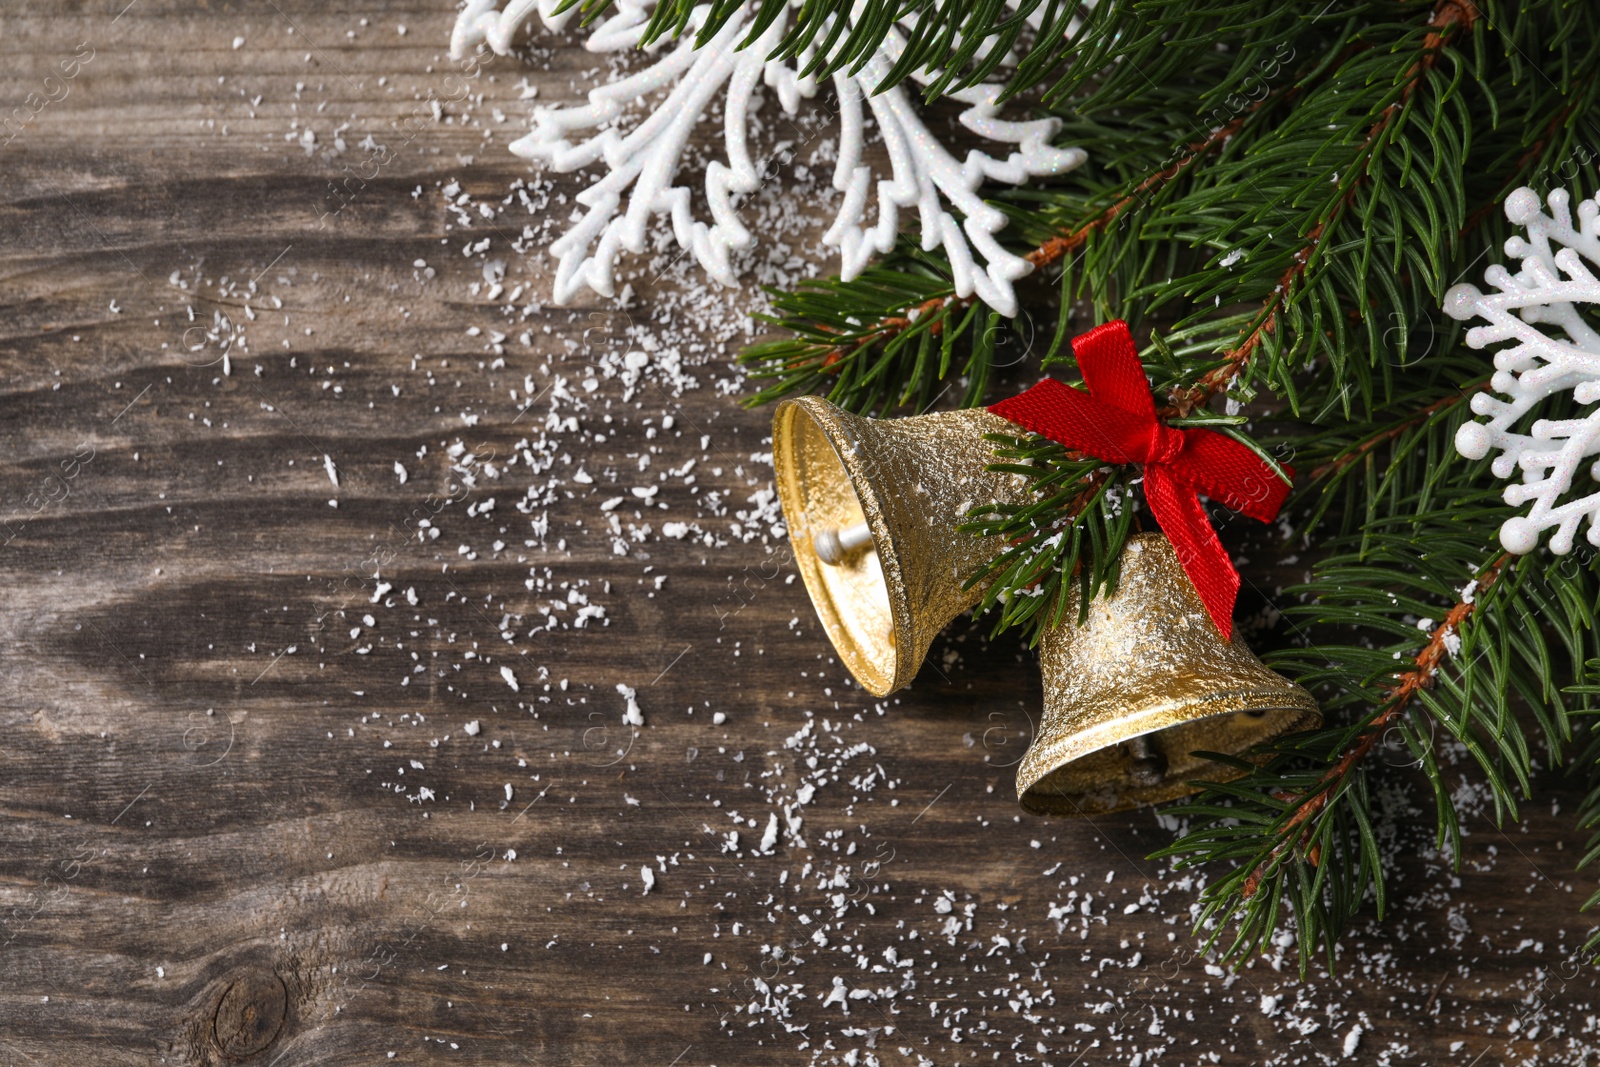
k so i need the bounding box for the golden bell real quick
[1018,533,1321,816]
[772,396,1032,697]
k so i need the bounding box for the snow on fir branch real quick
[451,0,1087,313]
[1238,553,1513,902]
[1449,187,1600,556]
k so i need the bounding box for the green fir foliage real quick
[716,0,1600,971]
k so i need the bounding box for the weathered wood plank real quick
[2,3,1598,1065]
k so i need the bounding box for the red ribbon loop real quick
[988,320,1291,640]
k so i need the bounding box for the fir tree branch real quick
[747,0,1492,421]
[837,114,1239,366]
[1160,441,1600,971]
[1570,714,1600,951]
[740,108,1255,414]
[959,2,1489,645]
[1465,95,1582,231]
[1284,358,1485,539]
[959,437,1126,640]
[720,0,1600,971]
[1162,0,1479,416]
[1152,516,1551,973]
[1238,551,1512,901]
[1305,387,1481,483]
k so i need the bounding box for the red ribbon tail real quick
[1144,467,1239,641]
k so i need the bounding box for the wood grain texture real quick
[2,3,1599,1065]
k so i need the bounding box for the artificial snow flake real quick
[617,682,644,726]
[1447,186,1600,555]
[451,0,1088,316]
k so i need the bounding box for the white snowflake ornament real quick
[450,0,1088,315]
[1447,186,1600,555]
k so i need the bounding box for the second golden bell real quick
[1016,533,1321,816]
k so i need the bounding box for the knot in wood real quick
[212,971,287,1059]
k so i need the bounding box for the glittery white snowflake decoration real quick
[451,0,1088,315]
[1447,186,1600,555]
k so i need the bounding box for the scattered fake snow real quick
[140,22,1596,1067]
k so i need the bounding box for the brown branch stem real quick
[1306,385,1486,482]
[813,107,1259,371]
[1240,550,1513,899]
[1163,0,1478,418]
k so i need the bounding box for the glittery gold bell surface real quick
[772,396,1031,697]
[1018,533,1321,816]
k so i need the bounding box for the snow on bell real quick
[772,396,1032,697]
[1017,533,1322,816]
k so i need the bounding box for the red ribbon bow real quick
[988,320,1291,640]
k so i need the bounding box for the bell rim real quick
[1015,686,1322,817]
[772,396,916,697]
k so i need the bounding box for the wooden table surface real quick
[2,3,1598,1064]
